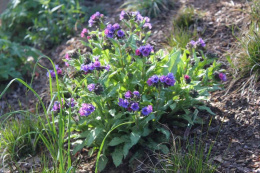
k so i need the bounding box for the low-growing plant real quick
[0,116,43,165]
[0,57,77,172]
[0,38,41,81]
[167,6,201,49]
[0,0,88,49]
[121,0,174,18]
[45,11,227,172]
[137,137,217,173]
[229,0,260,80]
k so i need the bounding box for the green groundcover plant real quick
[46,11,227,171]
[0,38,41,81]
[0,0,87,49]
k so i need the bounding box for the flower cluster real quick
[88,12,104,27]
[51,98,76,112]
[141,105,153,116]
[119,11,152,29]
[79,103,95,116]
[104,23,125,38]
[135,44,153,57]
[87,83,104,95]
[214,72,227,82]
[219,73,227,81]
[81,28,88,38]
[184,75,191,84]
[147,73,176,87]
[189,38,206,48]
[81,58,110,73]
[46,65,62,78]
[67,98,76,108]
[118,90,152,116]
[64,53,71,67]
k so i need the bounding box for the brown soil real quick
[0,0,259,172]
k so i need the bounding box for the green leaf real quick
[158,144,170,154]
[111,146,124,167]
[72,140,85,155]
[130,131,141,146]
[170,103,177,110]
[108,109,116,117]
[86,127,103,146]
[157,127,170,140]
[198,106,216,115]
[123,142,132,158]
[108,137,125,146]
[163,50,181,75]
[98,155,108,172]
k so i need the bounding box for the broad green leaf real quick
[111,146,124,167]
[157,127,170,140]
[98,155,108,172]
[86,127,103,146]
[198,106,216,115]
[108,137,125,146]
[130,131,141,145]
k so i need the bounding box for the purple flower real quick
[81,28,88,38]
[120,11,126,20]
[197,38,206,47]
[107,24,115,32]
[160,75,166,83]
[131,102,139,111]
[125,91,132,99]
[165,77,175,86]
[136,14,144,21]
[118,98,129,108]
[219,73,227,81]
[151,75,159,83]
[117,30,125,38]
[105,64,110,71]
[52,101,60,111]
[65,53,70,60]
[87,83,96,92]
[113,23,120,30]
[131,11,140,17]
[88,12,103,27]
[106,31,114,38]
[133,91,140,96]
[143,23,152,29]
[46,70,56,78]
[190,40,197,47]
[135,49,141,56]
[167,73,175,80]
[139,44,153,57]
[81,64,89,72]
[184,75,191,84]
[94,61,101,68]
[144,17,150,23]
[88,63,95,71]
[79,103,95,116]
[147,105,153,112]
[147,78,153,86]
[142,105,153,116]
[67,98,76,108]
[65,62,69,67]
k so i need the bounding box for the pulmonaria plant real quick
[56,11,227,171]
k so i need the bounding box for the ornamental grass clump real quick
[53,11,226,171]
